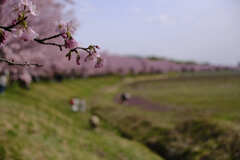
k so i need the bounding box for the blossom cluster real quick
[56,21,78,49]
[56,21,103,68]
[0,0,39,43]
[0,0,103,68]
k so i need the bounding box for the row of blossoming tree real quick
[4,51,236,86]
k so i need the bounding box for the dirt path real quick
[116,95,176,112]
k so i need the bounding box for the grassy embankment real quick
[0,75,164,160]
[1,71,240,160]
[92,72,240,160]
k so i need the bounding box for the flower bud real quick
[66,52,72,61]
[84,54,94,62]
[95,45,100,49]
[95,57,104,68]
[64,38,78,49]
[21,28,39,41]
[76,55,81,65]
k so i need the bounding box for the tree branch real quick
[0,58,43,67]
[36,33,63,41]
[34,38,64,51]
[0,20,99,66]
[0,17,28,32]
[34,33,65,51]
[70,46,92,55]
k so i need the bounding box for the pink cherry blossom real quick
[95,52,101,58]
[21,27,39,41]
[56,21,75,35]
[66,21,76,34]
[27,1,38,16]
[18,0,38,16]
[84,54,95,62]
[56,21,67,34]
[64,38,78,49]
[19,0,30,6]
[76,55,81,65]
[12,28,23,37]
[95,57,103,68]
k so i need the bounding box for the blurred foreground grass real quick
[0,76,163,160]
[1,72,240,160]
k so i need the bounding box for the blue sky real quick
[65,0,239,65]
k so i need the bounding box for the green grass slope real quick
[0,76,163,160]
[122,73,240,124]
[91,72,240,160]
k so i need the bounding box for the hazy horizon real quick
[65,0,239,66]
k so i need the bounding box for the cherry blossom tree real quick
[0,0,102,67]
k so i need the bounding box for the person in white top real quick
[0,71,8,94]
[70,98,87,112]
[70,98,80,112]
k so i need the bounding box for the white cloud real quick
[131,7,142,14]
[145,14,170,24]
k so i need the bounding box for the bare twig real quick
[70,46,92,55]
[34,33,66,51]
[36,33,63,41]
[0,58,43,67]
[34,38,64,51]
